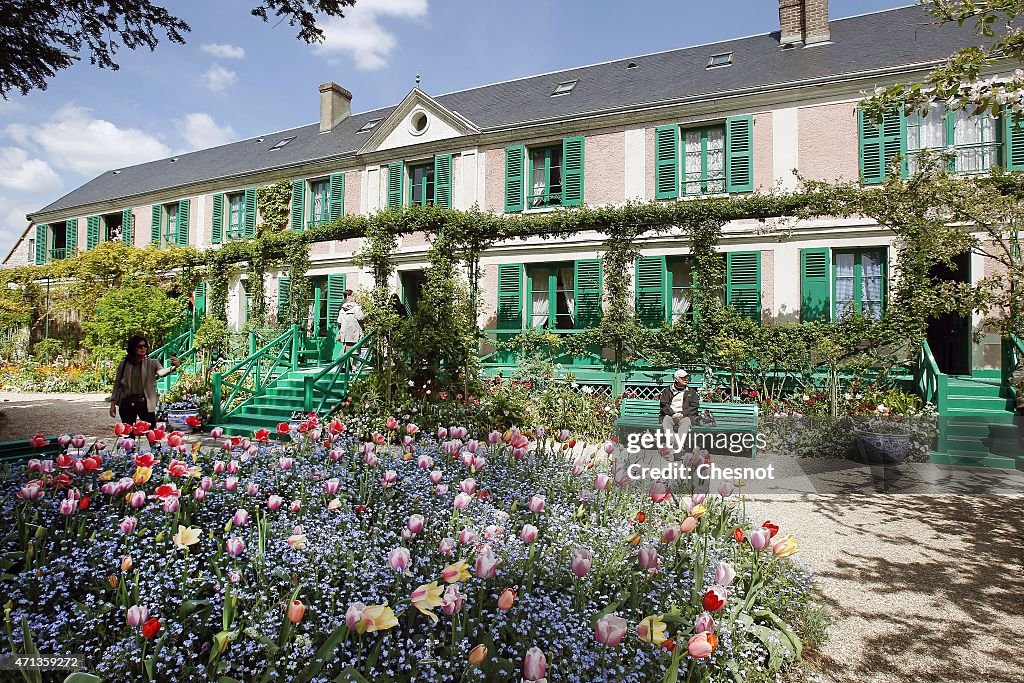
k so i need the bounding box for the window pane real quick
[556,266,574,328]
[684,130,702,195]
[549,149,563,205]
[861,251,884,318]
[669,259,693,322]
[834,252,856,318]
[706,127,725,193]
[311,181,329,221]
[530,268,549,328]
[953,109,997,174]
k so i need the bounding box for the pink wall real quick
[344,170,361,217]
[644,127,656,201]
[403,232,430,247]
[584,131,625,206]
[798,103,859,182]
[760,249,774,320]
[484,146,505,213]
[479,261,499,329]
[753,112,773,192]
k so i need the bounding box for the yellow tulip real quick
[410,582,444,623]
[637,614,668,645]
[772,535,799,558]
[360,604,398,633]
[172,525,201,549]
[120,555,133,572]
[689,503,707,519]
[441,560,471,584]
[133,466,153,485]
[98,470,114,482]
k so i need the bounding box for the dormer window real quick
[550,80,578,97]
[707,53,733,68]
[356,118,383,134]
[269,137,295,151]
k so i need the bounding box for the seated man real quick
[660,369,700,454]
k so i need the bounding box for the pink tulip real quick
[695,612,717,634]
[429,470,443,485]
[200,476,213,491]
[403,528,414,542]
[267,495,283,511]
[407,514,425,534]
[602,441,615,455]
[406,422,419,435]
[454,493,472,510]
[324,478,340,495]
[436,484,449,496]
[437,427,448,440]
[213,460,225,474]
[233,509,249,527]
[571,548,593,578]
[459,451,474,466]
[488,430,501,444]
[472,455,487,471]
[229,570,241,584]
[161,498,179,513]
[58,434,72,448]
[126,605,149,627]
[225,477,238,491]
[402,435,413,447]
[638,545,658,570]
[128,491,145,508]
[290,499,301,512]
[210,427,224,439]
[458,527,477,545]
[749,527,772,551]
[687,632,716,659]
[193,488,206,502]
[246,483,259,496]
[58,498,76,516]
[27,459,41,472]
[649,481,671,503]
[594,614,628,647]
[364,452,379,467]
[465,439,479,454]
[386,416,399,431]
[119,516,138,534]
[523,647,547,682]
[439,537,456,556]
[441,584,467,616]
[416,455,433,469]
[278,457,293,470]
[714,561,736,587]
[227,460,240,474]
[226,537,244,557]
[459,478,476,495]
[388,547,411,572]
[381,470,397,488]
[519,524,538,544]
[329,448,343,461]
[528,495,545,514]
[594,473,611,491]
[680,516,698,534]
[345,602,366,630]
[474,549,500,579]
[661,524,681,543]
[718,482,736,498]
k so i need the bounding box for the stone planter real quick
[167,408,200,434]
[854,429,914,465]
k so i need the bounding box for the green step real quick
[945,423,991,438]
[945,395,1012,411]
[945,408,1016,423]
[945,383,1003,398]
[944,436,991,454]
[929,450,1017,469]
[989,439,1022,458]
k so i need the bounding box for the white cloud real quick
[200,43,246,59]
[200,64,238,93]
[4,104,170,176]
[314,0,428,70]
[0,195,37,259]
[0,147,61,193]
[178,113,236,150]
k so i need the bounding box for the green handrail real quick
[914,339,946,412]
[150,329,195,393]
[212,325,298,423]
[1003,334,1024,398]
[302,333,374,415]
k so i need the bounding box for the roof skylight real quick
[269,137,295,150]
[356,118,384,133]
[550,80,578,97]
[707,53,733,68]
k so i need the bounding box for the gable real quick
[360,88,479,154]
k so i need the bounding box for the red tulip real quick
[762,521,780,538]
[78,496,90,510]
[141,617,161,639]
[733,528,745,543]
[702,585,727,613]
[132,421,151,436]
[185,415,201,427]
[276,422,291,436]
[254,428,270,443]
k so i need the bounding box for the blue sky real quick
[0,0,912,257]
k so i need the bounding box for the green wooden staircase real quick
[916,338,1023,470]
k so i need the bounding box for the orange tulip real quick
[287,599,306,624]
[468,644,489,666]
[497,588,516,611]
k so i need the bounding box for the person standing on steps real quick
[109,335,180,425]
[336,289,365,355]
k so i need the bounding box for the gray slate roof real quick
[33,4,983,217]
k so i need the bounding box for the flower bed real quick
[1,421,818,682]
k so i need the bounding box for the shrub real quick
[83,285,186,358]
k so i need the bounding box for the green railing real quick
[151,329,197,393]
[303,333,374,415]
[211,325,299,423]
[480,328,608,368]
[914,339,947,412]
[1003,334,1024,400]
[48,248,68,261]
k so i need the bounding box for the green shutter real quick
[800,248,830,322]
[497,263,524,330]
[326,274,347,323]
[194,282,207,319]
[277,276,291,322]
[66,218,78,253]
[433,155,452,209]
[329,173,345,221]
[504,145,525,213]
[121,209,134,246]
[859,107,905,184]
[1005,115,1024,170]
[86,216,100,250]
[210,194,224,244]
[387,162,404,208]
[574,258,603,328]
[562,137,584,206]
[243,187,257,237]
[290,180,305,231]
[34,224,47,264]
[635,255,667,326]
[726,251,762,321]
[176,199,190,246]
[150,205,162,244]
[725,115,754,193]
[655,125,680,199]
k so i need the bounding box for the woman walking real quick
[336,289,365,355]
[109,335,181,425]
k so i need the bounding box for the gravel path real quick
[0,391,113,441]
[746,493,1024,683]
[1,394,1022,681]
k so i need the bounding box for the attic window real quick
[112,170,121,174]
[707,53,733,68]
[256,137,265,143]
[550,80,578,97]
[356,118,384,134]
[626,62,638,70]
[269,137,295,150]
[170,157,178,163]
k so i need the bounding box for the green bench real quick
[615,398,761,458]
[0,436,62,467]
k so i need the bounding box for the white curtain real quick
[684,130,702,195]
[706,127,725,193]
[834,253,855,318]
[861,251,883,319]
[669,260,692,322]
[558,266,575,324]
[907,103,946,174]
[530,269,548,328]
[531,160,546,207]
[953,109,996,174]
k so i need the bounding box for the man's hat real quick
[673,369,689,380]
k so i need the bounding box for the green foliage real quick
[83,285,187,358]
[30,338,65,363]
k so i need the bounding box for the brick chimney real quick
[779,0,830,47]
[319,82,352,133]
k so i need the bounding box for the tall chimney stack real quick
[319,82,352,133]
[779,0,830,47]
